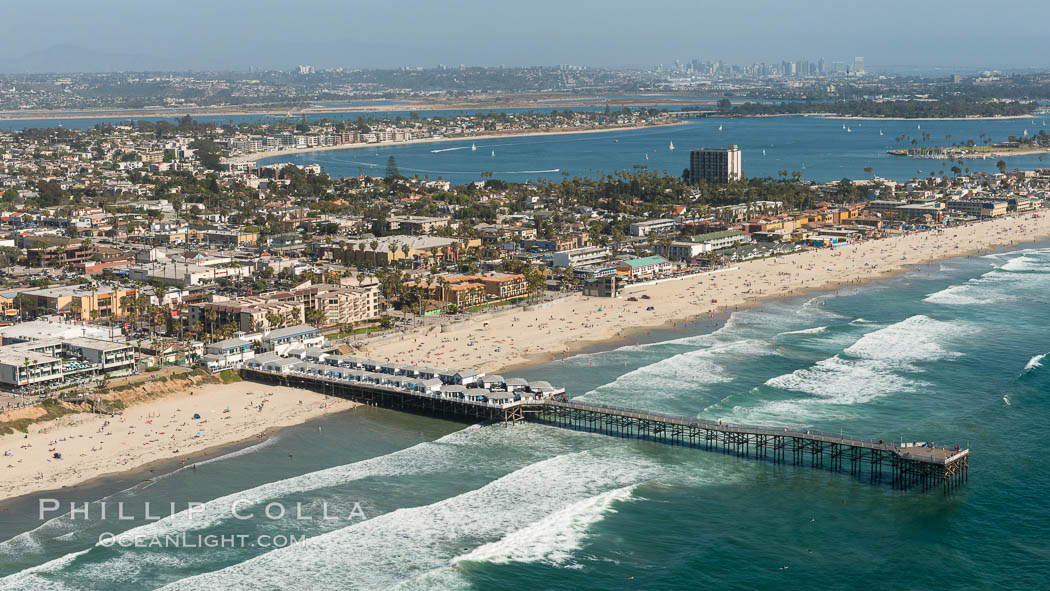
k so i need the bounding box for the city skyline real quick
[1,0,1048,73]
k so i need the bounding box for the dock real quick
[239,358,969,495]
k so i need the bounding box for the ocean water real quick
[2,241,1050,589]
[260,115,1050,183]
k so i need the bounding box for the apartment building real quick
[25,237,97,268]
[551,246,612,268]
[18,285,138,321]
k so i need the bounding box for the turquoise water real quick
[2,241,1050,589]
[259,116,1050,184]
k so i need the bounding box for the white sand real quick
[0,381,355,501]
[364,213,1050,374]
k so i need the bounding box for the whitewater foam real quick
[777,326,828,337]
[5,423,601,585]
[157,449,663,590]
[728,315,971,422]
[452,484,638,566]
[1023,353,1046,374]
[576,339,768,409]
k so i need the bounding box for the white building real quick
[551,246,612,268]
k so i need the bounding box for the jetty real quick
[239,355,968,495]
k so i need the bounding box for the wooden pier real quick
[239,368,969,494]
[526,400,969,494]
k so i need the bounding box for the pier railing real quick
[541,400,966,466]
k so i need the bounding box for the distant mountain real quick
[0,44,182,74]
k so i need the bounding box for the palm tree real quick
[400,243,411,267]
[369,240,379,268]
[387,242,399,268]
[306,307,325,327]
[437,276,448,305]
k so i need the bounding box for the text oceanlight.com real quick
[98,533,307,549]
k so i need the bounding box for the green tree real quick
[386,156,400,179]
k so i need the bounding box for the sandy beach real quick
[0,380,355,501]
[2,211,1047,502]
[362,212,1050,375]
[223,121,684,165]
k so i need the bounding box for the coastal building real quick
[616,255,673,278]
[946,199,1008,218]
[259,324,324,354]
[691,229,752,250]
[127,262,252,286]
[688,145,742,184]
[201,337,256,371]
[335,236,472,267]
[0,337,135,390]
[551,246,612,268]
[18,285,138,322]
[1009,196,1040,212]
[0,319,117,344]
[653,241,707,261]
[582,275,621,298]
[628,219,677,237]
[190,283,380,332]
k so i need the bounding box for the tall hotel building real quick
[688,145,742,184]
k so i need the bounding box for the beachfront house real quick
[259,325,324,355]
[202,337,255,371]
[616,255,673,279]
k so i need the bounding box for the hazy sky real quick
[2,0,1048,72]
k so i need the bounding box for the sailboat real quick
[842,124,846,130]
[762,149,766,156]
[1024,129,1029,137]
[718,124,723,131]
[471,143,476,151]
[847,127,852,133]
[879,129,884,136]
[645,153,649,160]
[669,140,675,151]
[491,150,495,157]
[917,124,921,130]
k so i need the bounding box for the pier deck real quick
[528,400,969,494]
[240,367,968,494]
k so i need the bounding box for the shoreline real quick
[362,212,1050,377]
[0,380,357,502]
[890,147,1050,159]
[0,97,705,122]
[4,213,1048,502]
[227,121,685,165]
[821,114,1034,121]
[0,423,284,512]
